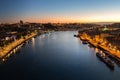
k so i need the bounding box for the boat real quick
[96,52,114,69]
[106,59,114,69]
[74,34,79,37]
[96,52,106,62]
[82,41,88,44]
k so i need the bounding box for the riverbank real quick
[79,35,120,62]
[0,31,38,59]
[0,30,63,61]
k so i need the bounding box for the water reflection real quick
[0,31,120,80]
[51,35,56,40]
[47,32,51,36]
[0,44,23,63]
[39,34,45,39]
[95,48,99,53]
[32,38,35,48]
[39,34,45,46]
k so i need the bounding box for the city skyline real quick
[0,0,120,23]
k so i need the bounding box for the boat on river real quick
[82,41,88,44]
[96,52,114,69]
[74,34,79,37]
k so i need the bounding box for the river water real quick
[0,31,120,80]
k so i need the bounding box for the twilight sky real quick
[0,0,120,23]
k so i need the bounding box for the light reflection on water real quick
[0,43,23,63]
[0,31,120,80]
[32,38,35,48]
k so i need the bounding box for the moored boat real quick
[96,52,114,69]
[82,41,88,44]
[74,34,79,37]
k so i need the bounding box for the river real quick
[0,31,120,80]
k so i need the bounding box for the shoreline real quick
[0,31,38,59]
[0,30,81,61]
[79,35,120,62]
[0,30,71,61]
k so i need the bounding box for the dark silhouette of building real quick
[20,20,23,25]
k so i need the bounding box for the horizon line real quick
[1,21,120,24]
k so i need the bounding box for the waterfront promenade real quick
[79,35,120,61]
[0,32,38,58]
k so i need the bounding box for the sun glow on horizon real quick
[1,11,120,23]
[21,14,120,23]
